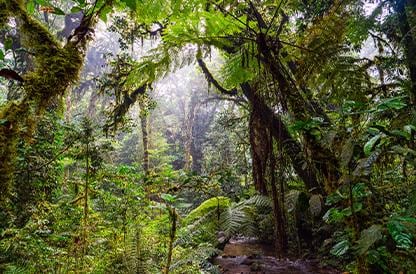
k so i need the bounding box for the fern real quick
[113,226,150,274]
[170,243,220,273]
[241,195,272,208]
[311,56,373,102]
[220,203,250,237]
[387,217,415,250]
[285,190,301,214]
[184,196,230,224]
[220,195,270,238]
[2,264,31,274]
[175,210,217,247]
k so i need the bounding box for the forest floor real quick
[214,237,341,274]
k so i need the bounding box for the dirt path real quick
[214,237,341,274]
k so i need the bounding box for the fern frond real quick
[243,195,272,208]
[175,210,217,247]
[2,264,31,274]
[170,243,220,273]
[184,196,231,224]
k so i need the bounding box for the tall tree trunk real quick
[196,58,325,195]
[394,0,416,105]
[140,112,149,174]
[249,109,270,195]
[138,97,150,174]
[184,96,198,171]
[165,206,177,274]
[241,83,326,195]
[269,141,288,256]
[249,97,288,255]
[255,32,340,193]
[82,142,89,259]
[87,91,99,118]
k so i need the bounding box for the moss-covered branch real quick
[0,0,109,210]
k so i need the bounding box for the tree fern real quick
[219,195,271,238]
[220,49,258,90]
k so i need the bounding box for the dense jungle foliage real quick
[0,0,415,273]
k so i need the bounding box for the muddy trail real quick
[214,237,341,274]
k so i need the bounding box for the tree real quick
[0,0,111,215]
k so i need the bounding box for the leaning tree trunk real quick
[139,100,150,174]
[249,97,288,255]
[394,0,416,106]
[255,36,340,193]
[196,58,326,196]
[241,83,326,196]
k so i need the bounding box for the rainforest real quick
[0,0,415,273]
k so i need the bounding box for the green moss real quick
[0,101,26,208]
[0,0,90,210]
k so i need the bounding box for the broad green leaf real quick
[35,0,48,5]
[325,190,346,206]
[99,5,112,22]
[323,208,345,223]
[387,220,413,249]
[122,0,137,10]
[373,96,408,112]
[51,6,65,15]
[310,128,321,139]
[364,134,381,156]
[330,240,350,256]
[390,129,411,140]
[185,197,230,223]
[0,49,4,61]
[71,6,83,13]
[26,1,35,13]
[367,127,380,135]
[4,38,12,51]
[161,193,176,203]
[356,224,383,255]
[341,203,363,217]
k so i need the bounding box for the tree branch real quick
[105,84,148,132]
[196,58,238,96]
[0,69,24,82]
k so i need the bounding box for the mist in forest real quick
[0,1,415,273]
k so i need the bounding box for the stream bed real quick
[214,237,341,274]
